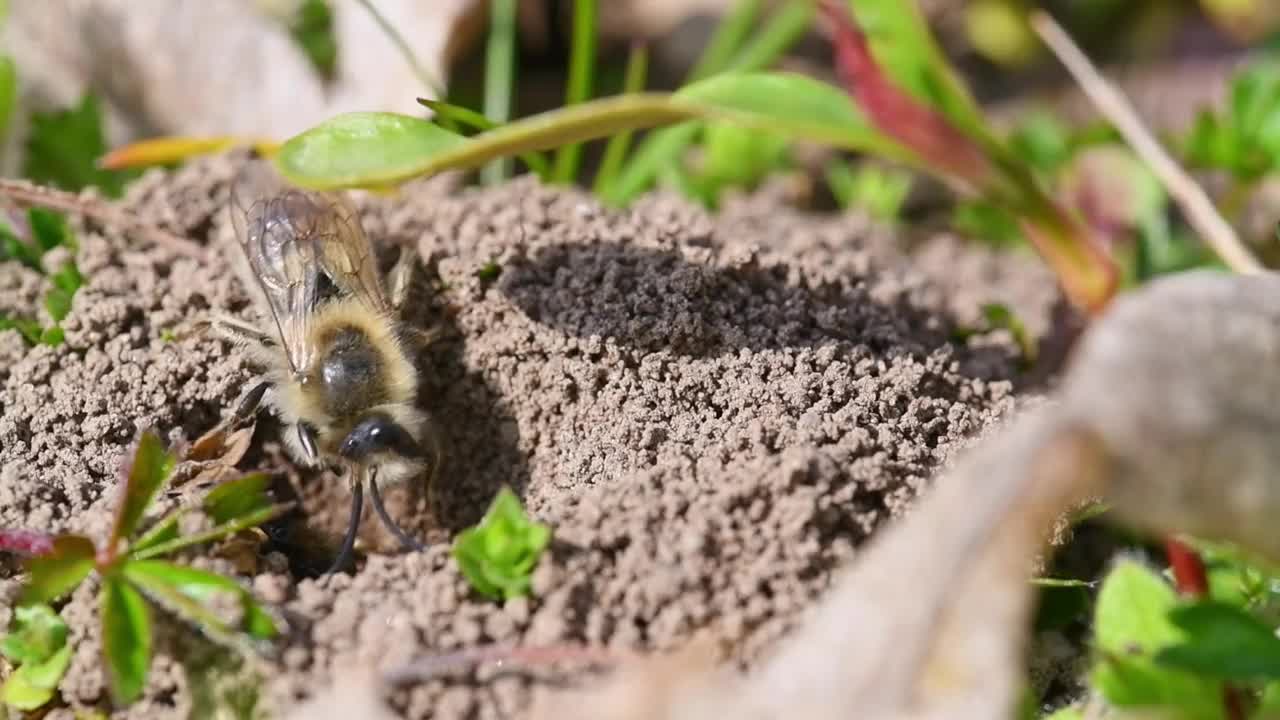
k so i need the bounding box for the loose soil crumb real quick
[0,154,1057,719]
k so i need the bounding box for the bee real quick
[202,159,443,574]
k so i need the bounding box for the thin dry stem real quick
[1030,11,1266,275]
[382,643,628,688]
[0,179,206,259]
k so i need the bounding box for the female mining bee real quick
[204,160,443,574]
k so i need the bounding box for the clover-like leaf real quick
[100,576,152,707]
[0,604,68,665]
[20,535,97,605]
[453,486,551,601]
[109,430,177,550]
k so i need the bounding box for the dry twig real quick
[1030,11,1265,275]
[0,179,206,259]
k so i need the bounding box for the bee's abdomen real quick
[317,326,388,418]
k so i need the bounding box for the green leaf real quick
[20,535,97,605]
[980,302,1036,365]
[128,512,181,556]
[0,311,42,346]
[38,326,65,347]
[0,224,42,272]
[0,604,68,665]
[452,486,551,601]
[28,208,73,252]
[110,430,177,548]
[44,288,72,323]
[22,93,137,197]
[123,560,280,643]
[289,0,337,80]
[1040,706,1082,720]
[100,576,152,706]
[0,644,71,710]
[593,42,650,196]
[1090,559,1226,720]
[201,472,274,526]
[1156,601,1280,680]
[128,503,292,561]
[49,260,84,294]
[0,55,15,146]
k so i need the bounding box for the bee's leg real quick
[368,466,426,553]
[231,380,270,424]
[326,480,365,575]
[196,313,276,349]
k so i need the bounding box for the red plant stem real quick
[1165,535,1245,720]
[1164,536,1208,597]
[0,529,55,557]
[817,0,990,186]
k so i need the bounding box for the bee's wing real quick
[228,165,325,374]
[309,191,393,315]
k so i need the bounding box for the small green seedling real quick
[11,429,290,707]
[1183,63,1280,185]
[0,604,72,712]
[452,486,551,601]
[0,207,84,347]
[476,261,502,282]
[22,92,138,197]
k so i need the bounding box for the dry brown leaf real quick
[186,423,256,465]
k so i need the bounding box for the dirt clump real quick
[0,155,1056,718]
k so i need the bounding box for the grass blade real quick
[687,0,762,82]
[593,43,650,196]
[481,0,519,185]
[605,0,815,206]
[551,0,598,183]
[101,576,152,706]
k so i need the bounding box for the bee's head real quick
[337,412,425,462]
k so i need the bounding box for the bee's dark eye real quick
[338,413,422,460]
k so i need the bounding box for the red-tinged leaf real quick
[99,136,280,170]
[20,535,97,605]
[819,0,992,189]
[0,528,55,556]
[109,430,177,552]
[100,576,152,707]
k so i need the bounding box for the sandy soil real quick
[0,153,1059,719]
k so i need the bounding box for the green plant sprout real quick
[452,486,551,601]
[0,207,84,347]
[0,604,72,712]
[288,0,338,81]
[825,159,914,222]
[5,430,290,707]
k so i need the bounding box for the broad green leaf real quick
[1156,601,1280,680]
[123,560,280,643]
[110,430,176,548]
[22,93,137,197]
[100,576,152,706]
[277,73,917,191]
[842,0,989,141]
[1090,559,1225,720]
[44,288,72,323]
[0,604,68,664]
[452,486,551,601]
[38,326,65,347]
[20,535,97,605]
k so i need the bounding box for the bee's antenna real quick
[327,480,365,574]
[368,471,426,553]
